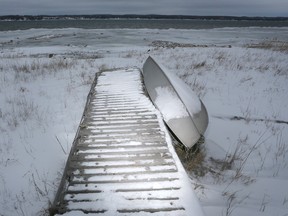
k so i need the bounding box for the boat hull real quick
[142,56,208,148]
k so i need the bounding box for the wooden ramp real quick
[51,68,204,216]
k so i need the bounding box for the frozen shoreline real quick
[0,28,287,215]
[1,27,288,49]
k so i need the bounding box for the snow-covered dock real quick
[51,68,204,216]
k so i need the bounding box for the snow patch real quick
[155,59,202,116]
[155,86,189,120]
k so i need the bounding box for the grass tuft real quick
[247,40,288,53]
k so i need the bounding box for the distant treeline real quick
[1,14,288,21]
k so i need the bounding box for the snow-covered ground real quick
[0,27,287,216]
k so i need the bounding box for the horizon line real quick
[1,14,288,19]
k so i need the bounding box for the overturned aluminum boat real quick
[142,56,208,148]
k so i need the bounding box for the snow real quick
[0,26,288,215]
[154,59,202,116]
[168,72,202,117]
[155,86,189,120]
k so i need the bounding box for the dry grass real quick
[172,135,208,178]
[173,132,258,185]
[98,64,109,72]
[150,40,231,49]
[0,55,96,132]
[11,58,76,82]
[246,40,288,53]
[1,96,39,130]
[187,77,207,98]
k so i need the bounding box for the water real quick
[0,19,287,49]
[1,19,288,31]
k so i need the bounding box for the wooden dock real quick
[51,68,204,216]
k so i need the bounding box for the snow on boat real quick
[142,56,208,148]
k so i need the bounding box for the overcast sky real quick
[1,0,287,17]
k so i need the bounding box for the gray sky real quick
[1,0,287,16]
